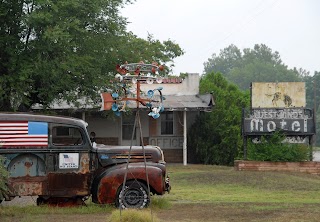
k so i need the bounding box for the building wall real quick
[35,73,208,163]
[54,74,205,163]
[83,110,199,163]
[86,115,120,138]
[139,73,199,96]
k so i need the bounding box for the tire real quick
[116,180,150,209]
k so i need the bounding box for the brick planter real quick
[234,160,320,175]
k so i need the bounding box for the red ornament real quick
[116,64,127,74]
[159,65,164,71]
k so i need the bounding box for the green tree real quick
[203,44,301,90]
[0,0,183,111]
[302,71,320,145]
[188,72,249,165]
[203,44,242,77]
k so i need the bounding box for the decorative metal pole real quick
[102,62,166,215]
[183,110,187,165]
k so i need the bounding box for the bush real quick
[247,132,310,162]
[0,156,9,201]
[109,209,159,222]
[150,196,171,209]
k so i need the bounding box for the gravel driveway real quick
[1,196,36,206]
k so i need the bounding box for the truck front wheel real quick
[116,180,150,209]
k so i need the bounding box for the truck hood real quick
[94,144,165,167]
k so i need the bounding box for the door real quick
[46,123,91,197]
[121,112,139,146]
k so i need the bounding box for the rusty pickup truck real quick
[0,113,170,208]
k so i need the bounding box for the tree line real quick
[189,44,319,165]
[0,0,183,111]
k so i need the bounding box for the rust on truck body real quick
[9,176,47,196]
[92,163,165,204]
[47,173,91,196]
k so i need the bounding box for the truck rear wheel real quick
[116,180,149,209]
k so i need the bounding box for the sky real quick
[121,0,320,75]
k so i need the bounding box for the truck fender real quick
[91,163,165,204]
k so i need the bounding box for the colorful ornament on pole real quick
[106,62,165,118]
[114,61,164,84]
[145,87,164,119]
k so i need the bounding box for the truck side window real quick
[52,125,83,146]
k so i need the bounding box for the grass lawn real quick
[1,164,320,221]
[313,146,320,151]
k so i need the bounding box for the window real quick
[52,125,83,146]
[55,126,70,136]
[161,112,173,135]
[122,113,136,140]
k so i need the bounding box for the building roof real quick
[159,94,214,111]
[33,93,214,112]
[33,74,214,112]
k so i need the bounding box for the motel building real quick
[35,73,214,164]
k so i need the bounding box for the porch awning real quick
[159,94,214,111]
[100,93,214,112]
[33,94,214,112]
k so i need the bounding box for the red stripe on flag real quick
[1,138,48,142]
[1,143,48,147]
[0,135,47,138]
[0,122,28,126]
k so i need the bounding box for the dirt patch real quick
[1,197,36,207]
[156,203,320,222]
[2,203,320,222]
[2,213,109,222]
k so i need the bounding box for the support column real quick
[183,110,187,165]
[81,112,86,121]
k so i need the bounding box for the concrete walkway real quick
[313,151,320,161]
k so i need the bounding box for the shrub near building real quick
[247,132,310,162]
[0,156,8,202]
[189,72,249,165]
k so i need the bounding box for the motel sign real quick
[242,108,315,136]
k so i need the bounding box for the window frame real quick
[121,112,136,140]
[160,111,174,135]
[51,123,85,147]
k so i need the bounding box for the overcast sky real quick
[121,0,320,75]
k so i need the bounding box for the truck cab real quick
[0,113,169,208]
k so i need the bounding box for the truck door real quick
[46,123,91,197]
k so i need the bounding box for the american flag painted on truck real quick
[0,121,48,147]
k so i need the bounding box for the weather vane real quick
[101,61,166,119]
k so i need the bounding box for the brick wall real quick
[234,160,320,175]
[163,149,183,163]
[149,118,157,136]
[96,137,118,145]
